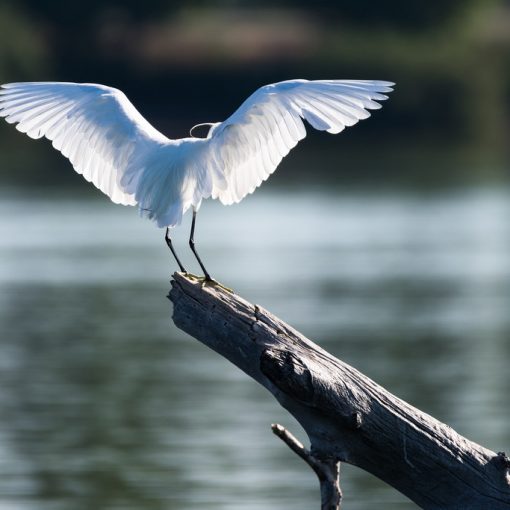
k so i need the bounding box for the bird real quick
[0,79,394,281]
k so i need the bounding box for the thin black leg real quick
[165,228,186,273]
[189,209,212,281]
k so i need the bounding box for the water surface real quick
[0,187,509,509]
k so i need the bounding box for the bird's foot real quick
[179,271,202,281]
[180,272,233,293]
[202,277,234,294]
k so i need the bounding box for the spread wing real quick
[0,82,170,205]
[204,79,394,205]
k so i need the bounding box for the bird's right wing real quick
[0,82,170,205]
[204,79,394,205]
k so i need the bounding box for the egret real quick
[0,79,393,280]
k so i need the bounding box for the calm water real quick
[0,186,509,509]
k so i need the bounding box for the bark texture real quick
[169,272,510,509]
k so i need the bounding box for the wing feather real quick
[0,81,170,205]
[202,79,393,205]
[0,79,394,228]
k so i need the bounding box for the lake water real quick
[0,186,509,509]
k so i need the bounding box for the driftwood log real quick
[168,272,510,509]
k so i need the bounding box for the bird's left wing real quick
[0,82,170,205]
[202,79,394,205]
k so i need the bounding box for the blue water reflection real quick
[0,187,509,509]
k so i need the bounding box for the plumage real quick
[0,79,394,228]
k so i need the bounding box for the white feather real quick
[0,82,169,207]
[202,79,393,205]
[0,79,394,227]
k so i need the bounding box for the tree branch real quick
[272,423,342,509]
[168,272,510,509]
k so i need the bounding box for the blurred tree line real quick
[0,0,509,188]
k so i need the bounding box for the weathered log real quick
[168,272,510,509]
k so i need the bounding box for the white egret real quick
[0,79,393,280]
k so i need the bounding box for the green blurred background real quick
[1,0,509,188]
[0,2,509,510]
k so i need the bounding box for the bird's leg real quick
[165,228,187,273]
[184,211,233,293]
[189,209,213,281]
